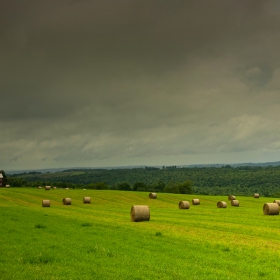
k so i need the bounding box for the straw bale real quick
[5,185,10,188]
[130,205,150,222]
[228,195,236,201]
[37,186,42,189]
[192,198,200,205]
[149,192,157,199]
[42,200,50,207]
[254,193,260,198]
[83,197,91,204]
[263,203,279,215]
[52,187,57,189]
[65,188,69,190]
[178,201,190,209]
[273,200,280,206]
[63,198,72,205]
[231,200,239,207]
[44,185,51,190]
[217,201,227,208]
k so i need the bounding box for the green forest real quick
[3,165,280,196]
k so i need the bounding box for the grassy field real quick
[1,188,280,279]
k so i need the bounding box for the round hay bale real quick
[44,185,51,190]
[37,186,42,189]
[83,197,91,204]
[63,198,71,205]
[42,200,50,207]
[228,195,236,201]
[178,201,190,209]
[130,205,150,222]
[52,187,57,189]
[231,200,239,207]
[273,200,280,206]
[65,188,69,190]
[192,198,200,205]
[217,201,227,208]
[254,193,260,198]
[5,185,10,188]
[83,189,86,190]
[149,192,157,199]
[263,203,279,215]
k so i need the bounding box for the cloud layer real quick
[1,0,280,170]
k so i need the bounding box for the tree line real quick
[5,165,280,196]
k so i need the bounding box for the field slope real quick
[1,188,280,279]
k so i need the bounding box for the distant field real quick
[1,188,280,279]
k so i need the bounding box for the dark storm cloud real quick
[1,0,280,169]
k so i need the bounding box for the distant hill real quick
[182,161,280,168]
[5,161,280,175]
[5,166,147,174]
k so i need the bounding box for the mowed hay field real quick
[1,189,280,279]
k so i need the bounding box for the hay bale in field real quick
[37,186,42,189]
[217,201,227,208]
[83,197,91,204]
[42,200,50,207]
[263,203,279,215]
[149,192,157,199]
[273,200,280,206]
[63,198,71,205]
[44,186,51,190]
[231,200,239,207]
[83,189,86,190]
[192,198,200,205]
[228,195,236,201]
[5,185,10,188]
[130,205,150,222]
[254,193,260,198]
[65,188,69,190]
[52,187,57,189]
[178,201,190,209]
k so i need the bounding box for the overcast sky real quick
[1,0,280,171]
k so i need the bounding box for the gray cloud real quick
[1,0,280,170]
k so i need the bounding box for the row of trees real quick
[6,165,280,196]
[5,176,193,194]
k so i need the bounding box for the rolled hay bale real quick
[44,185,51,190]
[192,198,200,205]
[63,198,72,205]
[263,203,279,215]
[178,201,190,209]
[130,205,150,222]
[52,186,57,189]
[5,185,10,188]
[42,200,50,207]
[149,192,157,199]
[217,201,227,208]
[273,200,280,206]
[254,193,260,198]
[228,195,236,201]
[83,189,86,190]
[65,188,69,190]
[83,197,91,204]
[231,200,239,207]
[37,186,42,189]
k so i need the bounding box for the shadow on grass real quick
[34,224,46,229]
[81,222,92,227]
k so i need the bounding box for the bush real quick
[117,182,131,191]
[164,180,193,194]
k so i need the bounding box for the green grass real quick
[1,188,280,279]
